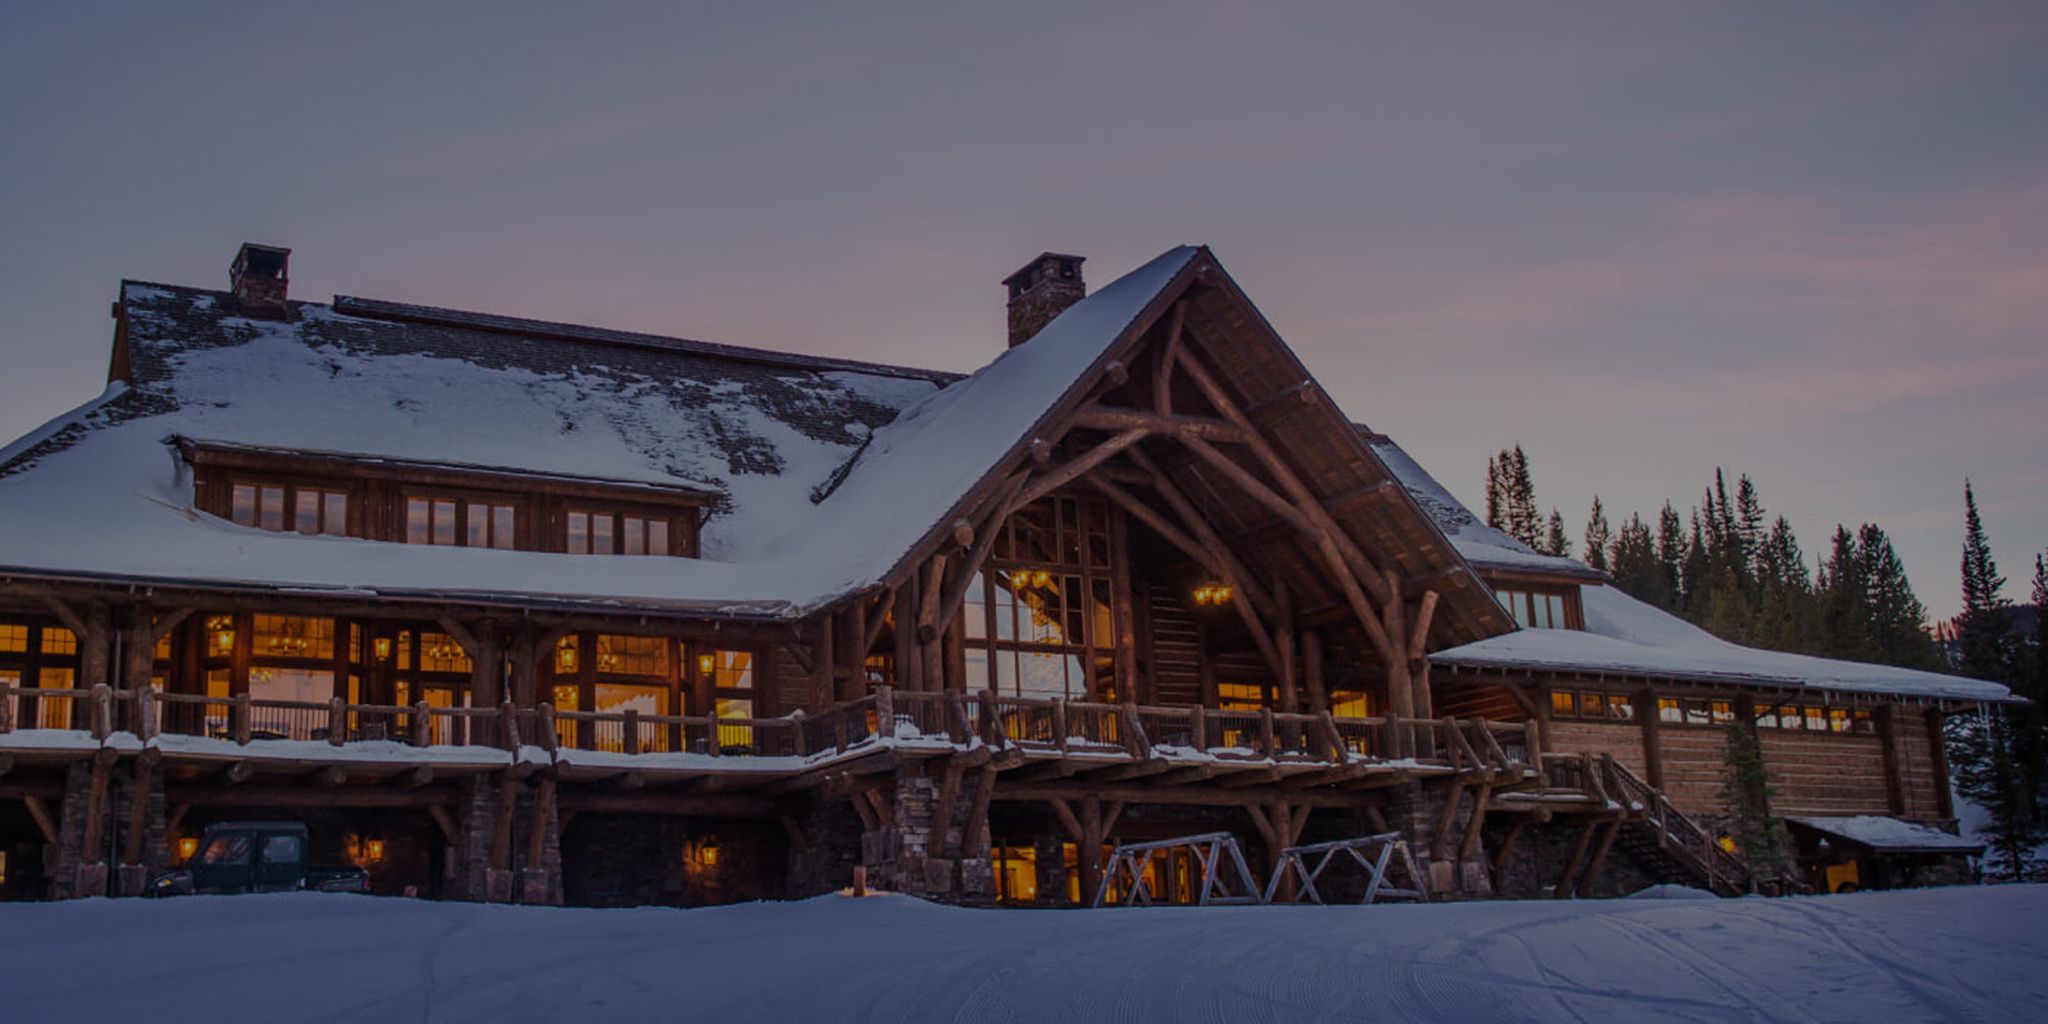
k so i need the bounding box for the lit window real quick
[1710,701,1735,725]
[1217,683,1267,711]
[1754,703,1779,728]
[1804,706,1826,730]
[41,627,77,656]
[1828,708,1852,733]
[595,635,669,677]
[0,623,28,653]
[1658,698,1682,723]
[417,632,471,674]
[251,616,334,660]
[1605,694,1634,720]
[1550,690,1577,718]
[1330,692,1369,718]
[1683,700,1711,726]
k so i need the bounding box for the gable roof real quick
[0,251,1195,616]
[1363,436,2012,703]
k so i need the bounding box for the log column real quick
[1638,685,1665,790]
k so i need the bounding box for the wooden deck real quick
[1,683,1538,809]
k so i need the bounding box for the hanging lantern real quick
[374,636,393,661]
[177,836,200,862]
[209,617,236,655]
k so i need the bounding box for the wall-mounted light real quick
[177,836,200,862]
[696,840,720,867]
[698,654,716,675]
[373,636,393,661]
[364,836,387,863]
[1191,583,1233,607]
[1716,833,1736,854]
[557,644,579,673]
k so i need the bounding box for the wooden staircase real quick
[1545,753,1761,897]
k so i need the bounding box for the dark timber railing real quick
[0,683,1538,774]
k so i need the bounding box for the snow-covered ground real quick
[3,887,2045,1022]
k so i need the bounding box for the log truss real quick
[825,277,1493,750]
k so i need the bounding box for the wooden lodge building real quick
[0,243,2008,906]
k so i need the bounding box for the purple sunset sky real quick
[2,3,2042,617]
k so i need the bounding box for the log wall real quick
[1896,718,1947,820]
[1759,730,1891,816]
[1545,720,1648,780]
[1653,726,1731,817]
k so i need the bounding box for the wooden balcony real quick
[0,683,1539,799]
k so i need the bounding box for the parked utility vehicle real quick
[147,821,369,897]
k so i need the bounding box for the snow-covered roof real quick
[1785,816,1984,854]
[0,248,1194,615]
[1364,435,1603,579]
[1432,583,2012,701]
[1361,435,2010,703]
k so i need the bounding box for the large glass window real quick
[962,496,1118,701]
[0,621,82,730]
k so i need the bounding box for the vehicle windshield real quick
[199,835,252,866]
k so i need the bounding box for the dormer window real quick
[230,481,348,536]
[184,440,704,559]
[566,509,680,556]
[405,495,515,549]
[1496,588,1565,628]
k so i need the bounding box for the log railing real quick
[0,684,1538,775]
[1539,752,1754,894]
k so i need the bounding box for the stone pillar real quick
[1384,779,1492,898]
[450,774,501,902]
[516,778,562,906]
[1033,832,1069,906]
[113,756,168,897]
[855,764,997,902]
[48,758,111,900]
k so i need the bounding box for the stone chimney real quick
[230,242,291,318]
[1003,252,1085,347]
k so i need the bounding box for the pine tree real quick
[1506,445,1539,548]
[1734,474,1765,597]
[1681,511,1710,616]
[1855,524,1939,670]
[1751,515,1813,653]
[1582,497,1611,573]
[1947,482,2038,880]
[1544,508,1570,558]
[1655,502,1685,612]
[1609,513,1666,606]
[1957,481,2012,681]
[1815,526,1871,661]
[1720,721,1787,882]
[1485,454,1503,532]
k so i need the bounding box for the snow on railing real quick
[0,683,1537,776]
